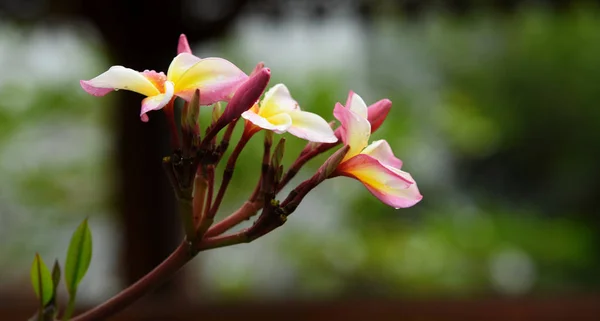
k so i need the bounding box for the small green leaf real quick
[51,260,61,304]
[31,253,53,306]
[52,260,61,290]
[65,219,92,296]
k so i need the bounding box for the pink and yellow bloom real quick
[80,52,248,122]
[332,91,422,208]
[241,84,337,143]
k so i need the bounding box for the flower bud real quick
[182,89,201,135]
[367,98,392,133]
[271,138,286,171]
[250,62,265,76]
[318,145,350,181]
[212,102,223,124]
[219,67,271,126]
[275,164,284,186]
[178,34,192,54]
[264,130,274,148]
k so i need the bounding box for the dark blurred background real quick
[1,0,600,320]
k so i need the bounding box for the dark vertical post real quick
[79,0,249,298]
[81,0,185,293]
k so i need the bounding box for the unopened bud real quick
[182,89,201,134]
[318,145,350,181]
[181,101,190,130]
[264,131,274,149]
[367,99,392,133]
[275,164,284,185]
[219,67,271,126]
[178,34,192,54]
[250,62,265,76]
[212,102,223,124]
[271,138,286,170]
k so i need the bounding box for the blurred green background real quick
[1,0,599,308]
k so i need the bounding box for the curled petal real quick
[174,57,248,104]
[241,109,291,133]
[345,91,368,119]
[167,53,202,84]
[178,34,192,54]
[334,103,371,161]
[336,154,421,209]
[367,99,392,133]
[386,169,423,208]
[362,140,403,169]
[287,110,337,143]
[80,66,161,97]
[259,84,299,118]
[140,81,175,122]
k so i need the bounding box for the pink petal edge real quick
[367,98,392,133]
[178,34,192,54]
[80,80,113,96]
[336,154,421,208]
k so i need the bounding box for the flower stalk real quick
[55,33,423,321]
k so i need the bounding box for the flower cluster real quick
[80,34,422,242]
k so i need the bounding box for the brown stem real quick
[71,242,192,321]
[163,100,180,151]
[200,202,284,251]
[204,200,262,237]
[206,129,255,221]
[72,157,329,321]
[215,118,239,164]
[192,168,208,231]
[204,165,215,214]
[277,141,337,194]
[200,117,227,151]
[203,132,272,236]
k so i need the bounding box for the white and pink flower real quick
[332,91,422,208]
[242,84,338,143]
[80,36,247,122]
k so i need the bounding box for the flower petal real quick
[385,168,423,208]
[178,34,192,54]
[336,154,421,209]
[242,109,292,134]
[173,57,248,104]
[362,140,403,169]
[367,98,392,133]
[286,110,337,143]
[166,53,201,83]
[345,91,368,119]
[139,81,175,122]
[259,84,299,118]
[334,102,371,161]
[80,66,161,97]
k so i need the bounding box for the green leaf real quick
[64,218,93,296]
[30,253,53,306]
[51,260,61,302]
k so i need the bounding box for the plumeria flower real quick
[80,52,248,122]
[241,84,337,143]
[332,92,422,208]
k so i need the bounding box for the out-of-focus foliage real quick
[201,4,600,299]
[0,24,119,300]
[2,3,600,303]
